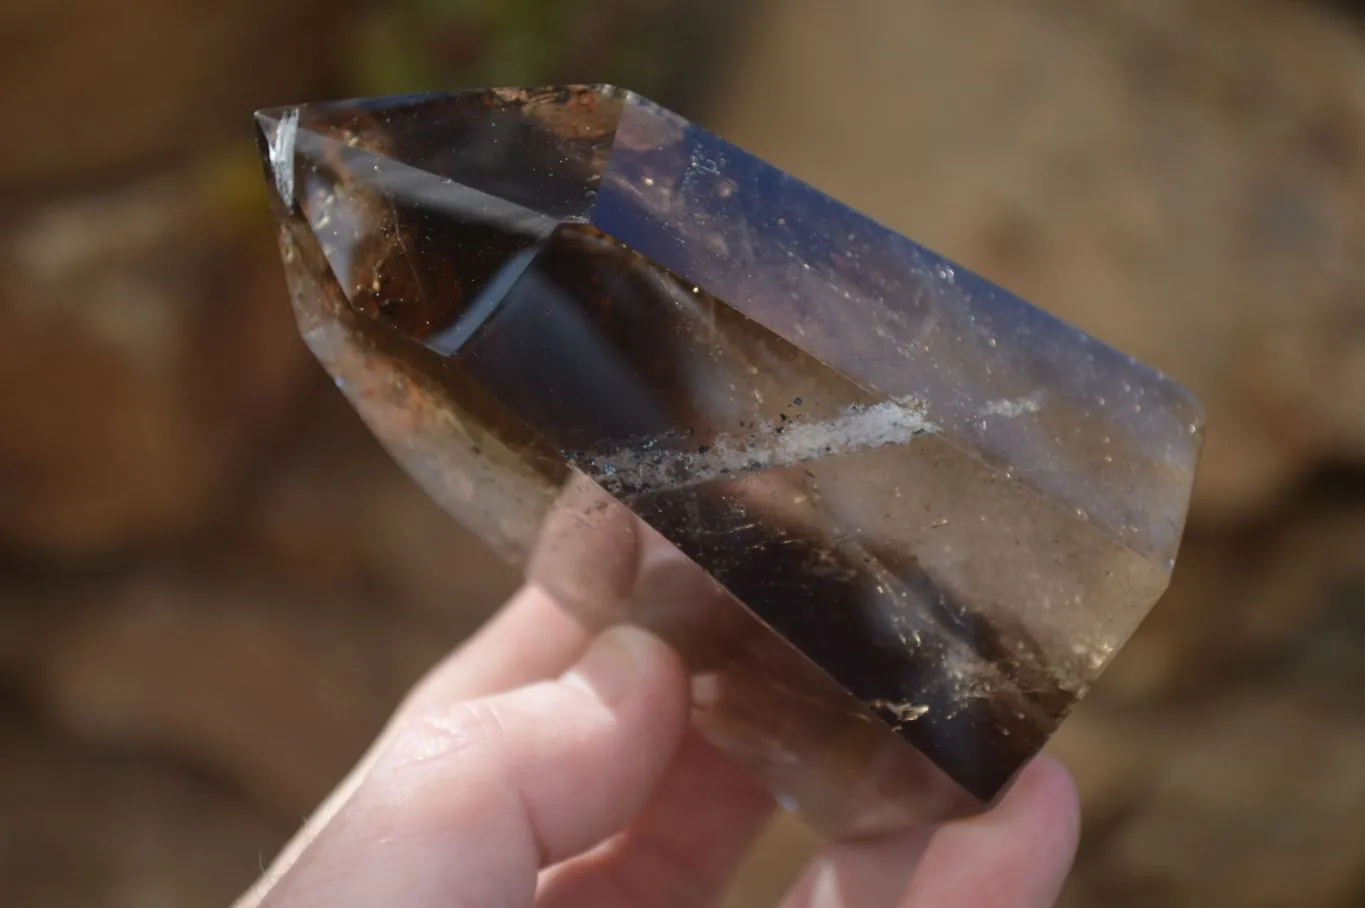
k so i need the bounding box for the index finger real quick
[237,477,642,908]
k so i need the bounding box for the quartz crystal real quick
[255,86,1203,838]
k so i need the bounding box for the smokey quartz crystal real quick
[254,86,1203,838]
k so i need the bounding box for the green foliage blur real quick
[348,0,706,101]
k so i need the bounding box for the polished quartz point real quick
[254,86,1203,838]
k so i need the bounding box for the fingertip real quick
[1014,754,1081,856]
[419,584,591,705]
[528,475,642,628]
[256,623,692,908]
[439,625,690,871]
[899,755,1082,908]
[562,624,691,712]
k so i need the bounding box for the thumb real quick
[257,625,691,908]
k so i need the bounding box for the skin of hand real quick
[235,482,1080,908]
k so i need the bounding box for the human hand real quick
[235,578,1079,908]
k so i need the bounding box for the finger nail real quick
[561,625,656,706]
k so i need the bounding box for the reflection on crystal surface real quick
[256,85,1203,837]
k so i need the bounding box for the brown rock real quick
[239,387,519,634]
[1047,709,1169,833]
[0,162,309,555]
[1235,490,1365,668]
[1062,697,1365,908]
[1095,486,1365,704]
[28,569,449,816]
[710,0,1365,524]
[1053,486,1365,906]
[1086,531,1247,704]
[0,721,279,908]
[0,0,346,194]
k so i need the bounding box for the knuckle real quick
[386,698,508,770]
[354,699,517,841]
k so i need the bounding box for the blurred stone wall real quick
[0,1,1362,906]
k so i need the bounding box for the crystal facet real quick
[255,86,1203,837]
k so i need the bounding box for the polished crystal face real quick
[255,86,1203,837]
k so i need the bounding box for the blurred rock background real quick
[0,0,1362,905]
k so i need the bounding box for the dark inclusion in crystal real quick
[255,86,1203,837]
